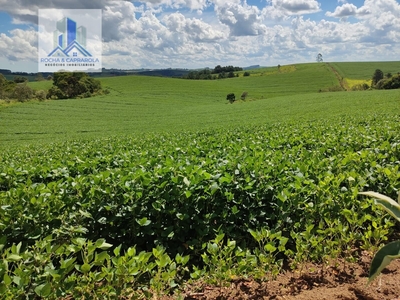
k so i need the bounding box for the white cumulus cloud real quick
[214,2,267,36]
[270,0,321,15]
[0,29,38,62]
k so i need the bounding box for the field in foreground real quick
[166,255,400,299]
[1,113,400,298]
[1,62,400,299]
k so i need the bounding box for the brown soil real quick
[163,252,400,300]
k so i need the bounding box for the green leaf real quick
[136,217,151,226]
[3,274,12,285]
[359,191,400,222]
[248,229,260,242]
[369,241,400,283]
[231,205,239,214]
[210,182,219,194]
[214,233,225,244]
[156,254,170,268]
[12,276,21,286]
[183,177,190,186]
[79,209,93,219]
[95,238,106,248]
[34,283,52,297]
[98,242,113,250]
[95,251,110,265]
[265,243,277,253]
[0,236,6,252]
[95,238,113,250]
[81,263,92,274]
[113,245,121,256]
[127,247,136,257]
[7,254,22,262]
[72,237,87,247]
[60,257,76,269]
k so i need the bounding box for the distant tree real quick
[372,69,384,87]
[13,83,34,102]
[316,53,323,63]
[243,72,250,77]
[0,74,6,87]
[35,73,44,81]
[0,75,16,99]
[386,72,392,78]
[375,74,400,90]
[47,72,101,99]
[0,74,6,99]
[351,83,370,91]
[214,65,223,74]
[13,76,28,83]
[47,86,65,100]
[228,71,235,78]
[278,64,281,72]
[35,90,47,101]
[226,93,235,103]
[212,65,242,74]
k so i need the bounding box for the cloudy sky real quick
[0,0,399,72]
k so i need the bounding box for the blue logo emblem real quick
[48,17,92,58]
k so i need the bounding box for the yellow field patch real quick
[345,78,371,88]
[240,65,297,77]
[279,65,297,73]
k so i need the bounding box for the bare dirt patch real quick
[163,252,400,300]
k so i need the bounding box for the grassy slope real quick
[1,62,399,148]
[27,80,53,90]
[330,61,400,87]
[331,61,400,79]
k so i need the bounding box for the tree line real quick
[0,72,106,102]
[371,69,400,90]
[0,74,47,102]
[182,65,243,80]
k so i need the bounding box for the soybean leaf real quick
[95,238,113,250]
[81,263,92,274]
[34,283,52,297]
[7,254,22,262]
[136,218,151,226]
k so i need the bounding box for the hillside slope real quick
[1,62,399,147]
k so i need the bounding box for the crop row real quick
[1,114,400,297]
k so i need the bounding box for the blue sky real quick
[0,0,399,72]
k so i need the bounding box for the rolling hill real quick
[0,62,399,148]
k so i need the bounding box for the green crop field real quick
[27,80,53,91]
[331,61,400,80]
[2,62,397,147]
[1,62,400,298]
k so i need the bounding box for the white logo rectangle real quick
[38,9,102,72]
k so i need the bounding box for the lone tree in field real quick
[372,69,384,87]
[316,53,323,63]
[226,93,235,103]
